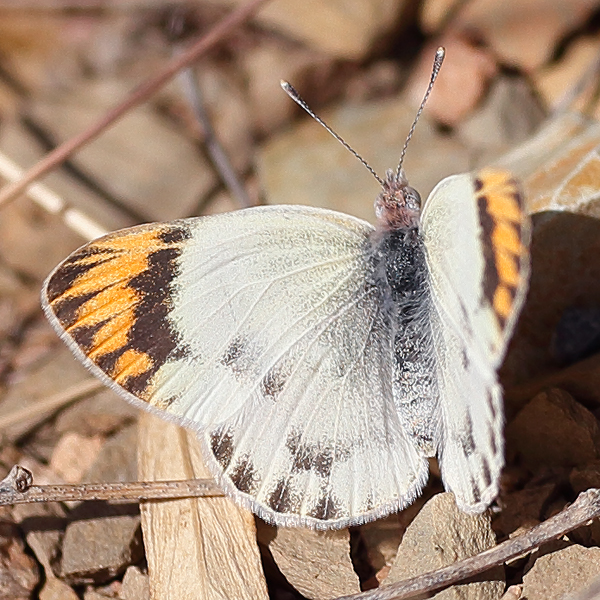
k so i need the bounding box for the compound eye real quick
[404,186,421,209]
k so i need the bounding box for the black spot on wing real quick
[488,391,497,420]
[220,335,261,379]
[267,478,298,514]
[470,483,482,504]
[159,226,191,244]
[210,428,235,470]
[260,364,289,401]
[221,336,246,367]
[309,490,341,521]
[286,431,350,479]
[480,459,492,488]
[459,418,476,458]
[229,456,257,495]
[461,348,470,370]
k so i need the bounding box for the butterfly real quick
[41,50,531,530]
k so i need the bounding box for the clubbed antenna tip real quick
[396,46,446,175]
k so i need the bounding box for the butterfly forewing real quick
[420,169,530,511]
[43,205,428,529]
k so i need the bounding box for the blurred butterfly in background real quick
[41,48,530,529]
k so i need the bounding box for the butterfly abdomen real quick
[368,228,438,455]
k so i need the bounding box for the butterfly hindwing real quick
[421,169,530,511]
[43,205,428,529]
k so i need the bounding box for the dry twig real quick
[0,0,272,210]
[0,465,221,505]
[335,488,600,600]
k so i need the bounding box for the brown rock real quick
[493,484,557,538]
[505,389,600,469]
[506,355,600,415]
[83,424,137,484]
[0,516,40,600]
[266,526,360,599]
[535,37,600,112]
[30,79,214,223]
[571,461,600,495]
[39,577,79,600]
[523,544,600,600]
[14,501,66,579]
[500,585,522,600]
[60,508,142,584]
[55,389,138,438]
[207,0,413,60]
[0,194,84,283]
[356,497,428,585]
[241,40,337,137]
[121,565,150,600]
[50,432,104,484]
[0,347,95,443]
[459,75,546,165]
[383,493,504,599]
[441,0,600,71]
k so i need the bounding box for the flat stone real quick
[535,36,600,112]
[266,526,360,599]
[0,348,95,443]
[570,461,600,495]
[30,79,214,223]
[121,565,150,600]
[523,544,600,600]
[84,424,138,484]
[60,507,142,585]
[207,0,412,59]
[493,484,557,538]
[0,515,40,600]
[55,389,137,438]
[437,0,600,71]
[14,501,66,579]
[39,577,79,600]
[383,493,504,599]
[506,388,600,469]
[459,75,545,165]
[50,432,104,484]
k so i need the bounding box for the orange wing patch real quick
[45,224,191,400]
[474,169,529,328]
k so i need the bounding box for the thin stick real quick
[177,57,253,208]
[0,0,272,210]
[335,488,600,600]
[0,465,222,505]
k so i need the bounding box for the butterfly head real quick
[374,168,422,231]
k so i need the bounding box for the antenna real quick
[280,80,385,186]
[396,47,445,175]
[281,46,446,188]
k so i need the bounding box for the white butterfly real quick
[41,49,530,529]
[42,163,529,529]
